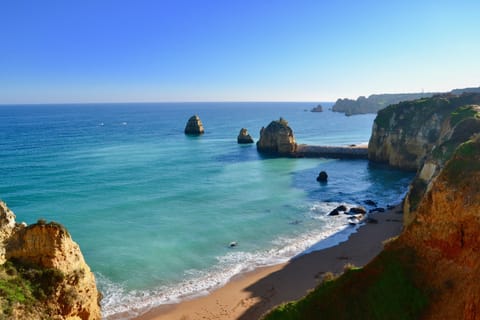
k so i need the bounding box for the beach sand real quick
[135,206,404,320]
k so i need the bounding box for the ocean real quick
[0,102,414,318]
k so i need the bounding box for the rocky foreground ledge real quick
[0,201,101,319]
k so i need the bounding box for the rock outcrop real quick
[184,115,205,135]
[0,202,16,264]
[368,93,480,171]
[394,135,480,319]
[237,128,254,144]
[256,118,297,155]
[310,104,323,112]
[368,93,480,225]
[0,201,101,319]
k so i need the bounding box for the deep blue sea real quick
[0,102,413,319]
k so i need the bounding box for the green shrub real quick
[263,249,428,320]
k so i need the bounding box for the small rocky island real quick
[237,128,254,144]
[310,104,323,112]
[184,115,205,135]
[256,118,297,155]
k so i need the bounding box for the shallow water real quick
[0,102,413,318]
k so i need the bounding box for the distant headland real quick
[332,86,480,115]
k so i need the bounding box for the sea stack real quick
[237,128,254,144]
[184,115,205,135]
[310,104,323,112]
[257,117,297,155]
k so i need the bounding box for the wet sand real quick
[135,206,404,320]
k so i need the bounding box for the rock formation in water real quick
[184,115,205,135]
[310,104,323,112]
[237,128,254,144]
[264,93,480,320]
[0,201,101,319]
[256,118,297,155]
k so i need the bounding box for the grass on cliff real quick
[263,248,428,320]
[450,105,479,127]
[0,260,65,316]
[444,136,480,187]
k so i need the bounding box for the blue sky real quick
[1,0,479,103]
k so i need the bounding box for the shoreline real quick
[133,205,404,320]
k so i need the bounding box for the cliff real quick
[332,92,435,115]
[0,202,101,319]
[332,87,480,116]
[368,93,480,171]
[264,94,480,320]
[368,93,480,225]
[257,118,297,155]
[398,136,480,319]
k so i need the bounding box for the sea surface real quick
[0,102,414,319]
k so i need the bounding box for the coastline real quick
[134,205,404,320]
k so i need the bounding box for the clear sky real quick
[1,0,479,103]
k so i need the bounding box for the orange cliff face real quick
[397,136,480,320]
[0,202,101,320]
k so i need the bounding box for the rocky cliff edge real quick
[0,201,101,319]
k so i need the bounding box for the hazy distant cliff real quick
[332,87,480,116]
[0,201,101,319]
[265,93,480,320]
[332,93,435,115]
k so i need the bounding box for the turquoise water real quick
[0,103,413,318]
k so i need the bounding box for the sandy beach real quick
[134,205,404,320]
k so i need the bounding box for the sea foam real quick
[100,201,358,319]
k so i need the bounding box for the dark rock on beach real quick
[184,115,205,135]
[328,209,340,216]
[237,128,254,144]
[335,205,348,212]
[363,199,377,206]
[348,207,367,215]
[369,207,386,213]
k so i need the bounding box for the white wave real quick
[100,201,359,319]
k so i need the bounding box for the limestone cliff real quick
[368,93,480,171]
[0,202,101,319]
[332,92,436,115]
[257,118,297,155]
[368,93,480,225]
[264,99,480,320]
[0,202,16,264]
[396,136,480,319]
[332,87,480,116]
